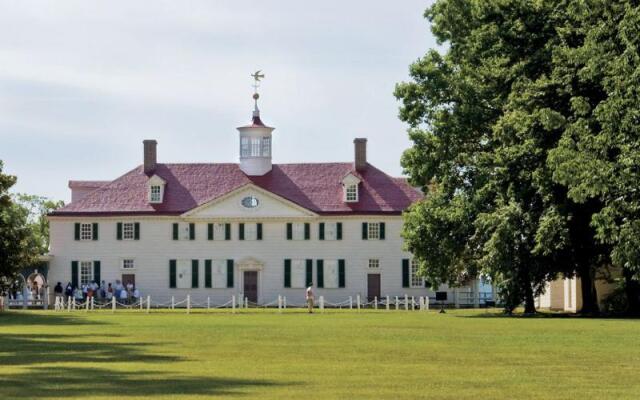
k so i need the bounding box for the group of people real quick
[9,282,44,302]
[54,280,141,304]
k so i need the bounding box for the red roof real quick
[52,163,422,216]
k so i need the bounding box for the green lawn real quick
[0,309,639,399]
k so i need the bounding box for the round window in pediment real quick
[241,195,260,209]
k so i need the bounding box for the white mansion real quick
[46,87,486,306]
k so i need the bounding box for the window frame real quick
[122,258,135,270]
[262,136,271,157]
[345,184,358,202]
[122,222,135,240]
[80,261,93,285]
[368,259,380,269]
[410,259,422,288]
[251,137,261,156]
[367,222,380,240]
[80,223,93,241]
[149,185,162,203]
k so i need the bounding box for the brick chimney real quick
[354,138,367,172]
[143,140,157,174]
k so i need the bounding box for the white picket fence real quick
[52,293,431,314]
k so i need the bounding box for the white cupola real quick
[238,70,275,176]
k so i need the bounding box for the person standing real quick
[54,282,63,301]
[306,284,314,314]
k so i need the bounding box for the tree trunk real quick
[578,266,599,315]
[623,269,640,316]
[523,283,536,314]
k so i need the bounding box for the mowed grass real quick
[0,309,639,400]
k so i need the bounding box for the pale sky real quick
[0,1,435,203]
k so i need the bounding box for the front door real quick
[122,274,135,288]
[243,271,258,304]
[367,274,381,301]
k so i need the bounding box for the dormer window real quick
[341,172,361,203]
[146,174,166,204]
[150,186,162,203]
[345,184,358,202]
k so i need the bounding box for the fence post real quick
[419,296,424,311]
[404,294,409,311]
[278,295,282,313]
[283,296,287,309]
[320,296,325,312]
[112,296,116,313]
[85,299,89,312]
[374,296,378,310]
[395,296,399,310]
[244,297,248,309]
[146,296,151,313]
[411,296,415,311]
[67,296,71,312]
[171,296,175,310]
[356,294,361,311]
[386,296,390,311]
[349,296,353,309]
[425,296,430,311]
[207,297,210,311]
[91,297,95,311]
[187,295,191,314]
[232,295,236,313]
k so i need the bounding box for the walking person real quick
[306,284,314,314]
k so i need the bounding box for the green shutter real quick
[286,223,292,240]
[93,261,101,284]
[117,222,123,240]
[239,223,245,240]
[134,222,140,240]
[362,222,368,240]
[402,259,410,288]
[189,223,195,240]
[71,261,79,288]
[304,223,310,240]
[205,260,212,288]
[172,223,179,240]
[338,259,346,288]
[380,222,386,240]
[317,260,324,288]
[284,259,291,288]
[337,222,343,240]
[225,223,231,240]
[192,260,199,288]
[92,223,99,240]
[226,260,234,288]
[306,259,313,287]
[257,223,263,240]
[169,260,177,288]
[74,223,80,240]
[208,223,214,240]
[319,223,325,240]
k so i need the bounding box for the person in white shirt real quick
[306,285,314,314]
[119,288,128,304]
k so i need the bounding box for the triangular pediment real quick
[182,184,317,219]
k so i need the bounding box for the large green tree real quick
[548,1,640,314]
[0,162,38,303]
[396,0,613,313]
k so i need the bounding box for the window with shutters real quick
[324,222,337,240]
[212,223,227,241]
[210,260,228,288]
[180,223,191,240]
[122,223,135,240]
[367,223,380,239]
[176,259,192,289]
[80,261,93,285]
[241,137,250,157]
[322,260,340,288]
[243,223,258,240]
[410,259,422,288]
[80,223,93,241]
[345,184,358,202]
[291,223,305,240]
[122,259,135,270]
[368,259,380,269]
[290,259,306,288]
